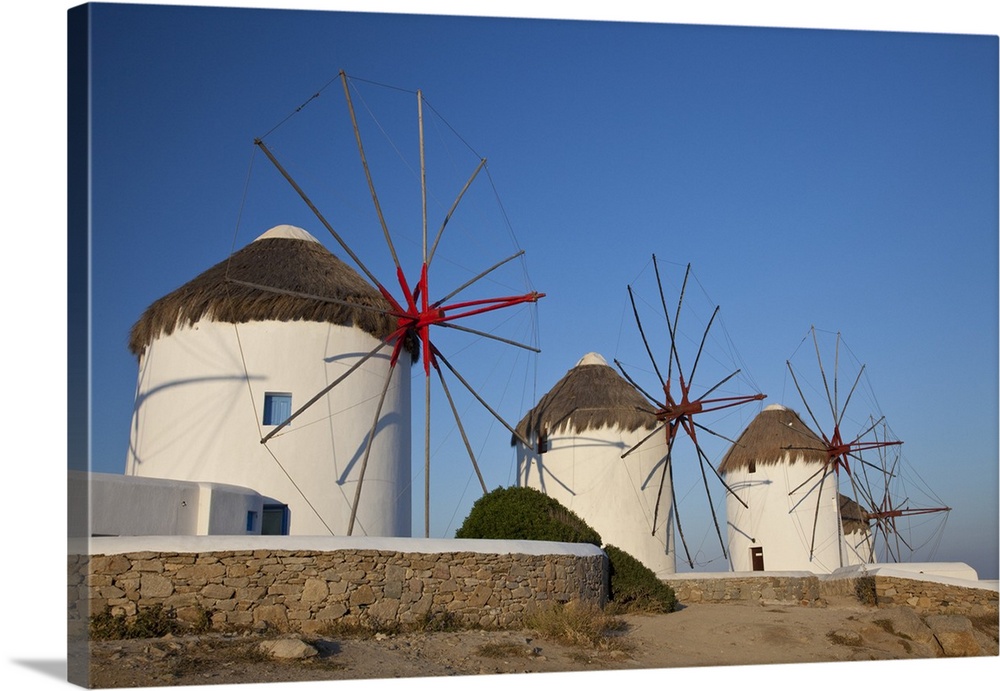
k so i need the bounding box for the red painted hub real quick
[377,262,543,375]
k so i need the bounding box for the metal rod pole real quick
[254,138,384,290]
[432,249,524,308]
[435,364,488,495]
[424,371,431,537]
[226,279,398,317]
[419,89,427,265]
[628,285,665,387]
[438,321,540,353]
[427,158,487,267]
[432,345,532,448]
[339,71,402,271]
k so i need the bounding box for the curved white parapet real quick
[828,562,996,591]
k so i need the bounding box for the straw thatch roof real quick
[512,352,658,444]
[128,225,413,357]
[840,494,872,536]
[717,404,828,474]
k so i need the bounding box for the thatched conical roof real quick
[839,494,872,536]
[513,352,658,444]
[717,404,828,474]
[129,225,408,357]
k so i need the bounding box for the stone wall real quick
[665,573,825,606]
[868,575,998,616]
[71,543,608,634]
[664,570,998,616]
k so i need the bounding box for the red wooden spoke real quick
[819,423,903,478]
[378,261,544,375]
[655,375,766,437]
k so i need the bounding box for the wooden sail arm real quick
[654,392,765,422]
[435,291,545,323]
[867,506,951,520]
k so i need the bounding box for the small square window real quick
[263,393,292,426]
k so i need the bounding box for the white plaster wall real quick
[517,425,675,577]
[126,319,411,537]
[724,457,843,573]
[73,471,264,536]
[197,482,266,536]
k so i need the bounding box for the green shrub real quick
[455,486,602,546]
[604,544,676,613]
[456,486,675,615]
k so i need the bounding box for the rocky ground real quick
[85,597,998,688]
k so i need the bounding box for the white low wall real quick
[70,471,266,537]
[77,535,606,558]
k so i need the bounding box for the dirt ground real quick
[86,597,998,688]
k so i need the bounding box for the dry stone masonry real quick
[72,544,608,635]
[665,574,825,606]
[868,575,997,616]
[665,570,997,617]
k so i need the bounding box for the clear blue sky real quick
[77,3,998,578]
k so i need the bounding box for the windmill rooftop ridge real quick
[575,352,609,367]
[254,224,321,243]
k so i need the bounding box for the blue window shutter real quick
[263,393,292,426]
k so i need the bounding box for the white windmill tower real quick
[125,224,413,537]
[718,403,843,572]
[720,327,952,574]
[513,352,675,577]
[199,71,543,538]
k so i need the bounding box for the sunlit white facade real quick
[514,353,675,577]
[125,226,412,537]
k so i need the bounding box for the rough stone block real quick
[139,573,173,599]
[201,584,235,600]
[315,603,348,620]
[349,584,377,607]
[260,638,318,659]
[367,598,400,623]
[253,604,289,631]
[301,578,329,602]
[925,615,983,657]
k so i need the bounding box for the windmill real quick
[852,416,951,564]
[233,71,543,537]
[783,326,950,567]
[614,257,766,569]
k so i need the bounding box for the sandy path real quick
[85,597,995,687]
